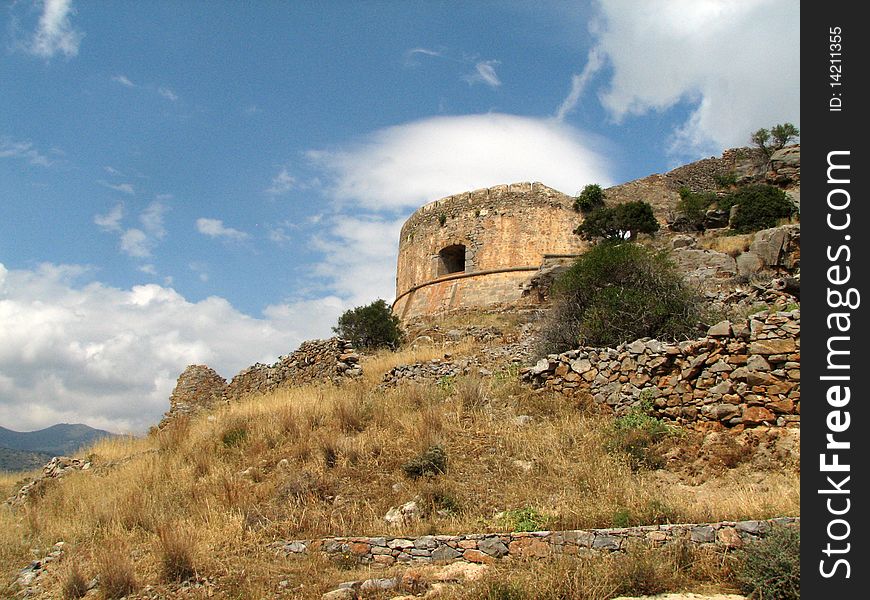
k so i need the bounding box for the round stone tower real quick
[393,182,586,320]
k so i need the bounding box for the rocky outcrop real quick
[163,365,228,424]
[6,456,91,505]
[522,309,800,430]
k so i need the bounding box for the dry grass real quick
[0,337,799,598]
[438,543,737,600]
[699,232,754,256]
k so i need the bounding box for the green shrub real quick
[606,401,674,471]
[502,507,550,532]
[221,425,248,448]
[537,242,704,354]
[573,183,605,213]
[402,444,448,479]
[737,524,800,599]
[714,171,738,188]
[676,187,717,229]
[720,184,796,233]
[333,299,403,350]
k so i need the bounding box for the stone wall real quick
[223,338,361,402]
[159,338,361,427]
[522,309,800,429]
[273,518,799,567]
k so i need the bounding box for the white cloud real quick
[112,75,135,88]
[28,0,83,59]
[98,180,135,195]
[307,113,613,210]
[196,218,249,241]
[265,167,296,195]
[120,228,151,258]
[403,47,442,66]
[94,203,124,233]
[158,86,179,101]
[465,60,502,87]
[555,48,603,122]
[0,136,52,167]
[140,200,168,239]
[138,264,157,276]
[310,215,405,305]
[0,262,336,433]
[588,0,799,157]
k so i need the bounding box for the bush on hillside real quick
[736,524,800,599]
[675,187,717,230]
[573,183,606,213]
[720,184,797,233]
[333,299,403,350]
[537,241,704,354]
[574,200,659,241]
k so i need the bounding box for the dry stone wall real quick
[522,309,800,429]
[159,338,361,427]
[273,518,798,567]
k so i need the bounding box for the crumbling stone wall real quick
[160,338,361,427]
[223,338,360,402]
[394,182,586,320]
[522,309,800,430]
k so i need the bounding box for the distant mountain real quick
[0,447,53,473]
[0,423,121,459]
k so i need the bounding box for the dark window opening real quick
[437,244,466,276]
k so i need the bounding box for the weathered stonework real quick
[273,518,799,567]
[522,309,800,429]
[393,147,800,320]
[160,338,361,427]
[393,182,586,320]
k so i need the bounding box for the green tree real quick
[751,122,800,158]
[574,201,659,241]
[675,187,717,230]
[573,183,605,213]
[537,242,704,353]
[333,299,403,350]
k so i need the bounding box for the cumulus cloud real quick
[0,262,341,433]
[465,60,502,87]
[311,215,405,305]
[307,113,612,210]
[196,218,249,241]
[0,136,52,167]
[587,0,799,157]
[140,200,168,239]
[28,0,83,59]
[120,228,151,258]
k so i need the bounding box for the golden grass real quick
[0,341,799,598]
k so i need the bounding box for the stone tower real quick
[393,182,586,319]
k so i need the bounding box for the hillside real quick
[0,423,120,459]
[0,447,52,473]
[0,149,801,599]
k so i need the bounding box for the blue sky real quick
[1,0,799,434]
